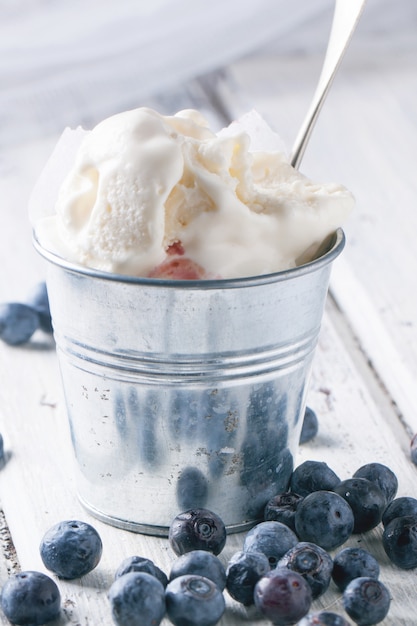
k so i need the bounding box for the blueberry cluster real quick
[0,466,415,626]
[234,514,390,625]
[255,458,413,624]
[107,484,397,626]
[108,509,228,626]
[0,282,52,346]
[105,469,402,626]
[155,459,408,625]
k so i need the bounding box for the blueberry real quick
[40,519,102,579]
[382,514,417,569]
[254,567,312,625]
[26,281,53,333]
[278,541,333,599]
[290,460,340,497]
[382,496,417,528]
[294,490,354,550]
[333,478,386,533]
[298,612,352,626]
[343,577,390,625]
[169,550,226,591]
[114,555,168,587]
[243,520,298,569]
[176,467,208,511]
[353,462,398,503]
[165,574,225,626]
[0,570,61,625]
[264,492,303,531]
[108,571,166,626]
[299,407,319,444]
[225,550,270,606]
[169,509,226,557]
[332,547,380,591]
[0,302,39,345]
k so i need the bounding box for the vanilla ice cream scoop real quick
[33,107,354,279]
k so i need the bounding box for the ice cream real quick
[33,107,354,279]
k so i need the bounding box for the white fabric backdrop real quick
[1,0,416,148]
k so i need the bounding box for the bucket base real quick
[78,495,261,537]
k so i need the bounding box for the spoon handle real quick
[290,0,367,169]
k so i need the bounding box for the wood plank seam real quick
[330,258,417,438]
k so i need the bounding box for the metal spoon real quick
[290,0,368,169]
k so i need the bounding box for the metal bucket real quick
[34,229,344,536]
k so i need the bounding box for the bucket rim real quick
[33,228,345,290]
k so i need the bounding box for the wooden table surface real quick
[1,3,417,624]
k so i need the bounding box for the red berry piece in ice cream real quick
[149,257,208,280]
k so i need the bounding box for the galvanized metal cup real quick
[34,229,344,536]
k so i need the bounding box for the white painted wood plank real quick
[330,257,417,437]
